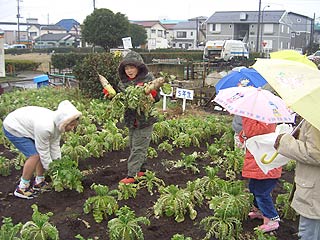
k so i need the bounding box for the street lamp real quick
[260,5,270,53]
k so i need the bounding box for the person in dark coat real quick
[104,51,160,184]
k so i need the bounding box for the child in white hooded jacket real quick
[2,100,82,199]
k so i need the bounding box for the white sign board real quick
[122,37,132,49]
[175,88,194,112]
[176,88,194,100]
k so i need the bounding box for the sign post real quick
[160,87,173,112]
[175,88,194,113]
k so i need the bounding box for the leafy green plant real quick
[83,183,119,223]
[253,228,277,240]
[171,233,192,240]
[276,182,298,221]
[200,215,242,240]
[108,205,150,240]
[283,160,296,171]
[147,147,158,159]
[47,156,84,193]
[117,183,137,200]
[172,133,192,148]
[185,179,204,207]
[137,170,165,195]
[154,185,197,222]
[0,156,11,176]
[157,140,173,154]
[209,191,252,221]
[198,166,223,199]
[61,133,89,164]
[0,217,22,240]
[20,204,59,240]
[75,234,94,240]
[174,152,200,174]
[222,148,244,180]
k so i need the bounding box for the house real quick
[34,33,76,48]
[287,12,313,52]
[314,22,320,44]
[55,19,81,36]
[171,17,207,49]
[131,20,168,49]
[28,24,67,41]
[205,10,313,53]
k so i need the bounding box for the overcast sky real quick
[1,0,319,25]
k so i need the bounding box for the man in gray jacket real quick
[274,119,320,240]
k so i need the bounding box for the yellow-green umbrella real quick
[270,49,317,69]
[253,58,320,131]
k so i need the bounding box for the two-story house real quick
[171,17,207,50]
[205,10,312,53]
[131,20,168,49]
[287,12,313,53]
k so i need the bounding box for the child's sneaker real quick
[258,220,280,233]
[33,181,51,192]
[248,210,264,220]
[137,171,145,177]
[14,186,35,199]
[119,177,136,184]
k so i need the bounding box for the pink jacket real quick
[240,117,282,179]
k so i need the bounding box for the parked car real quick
[307,50,320,61]
[10,44,27,49]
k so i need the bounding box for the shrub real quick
[51,53,88,71]
[73,52,122,99]
[5,59,41,72]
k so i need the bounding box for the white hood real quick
[54,100,82,133]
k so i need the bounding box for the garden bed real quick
[0,141,298,240]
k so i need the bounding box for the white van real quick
[220,40,249,61]
[10,44,27,49]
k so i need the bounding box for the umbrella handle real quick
[261,151,279,164]
[260,119,305,164]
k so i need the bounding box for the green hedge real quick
[5,59,41,72]
[139,51,203,63]
[73,52,122,99]
[51,53,89,71]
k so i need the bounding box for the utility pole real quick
[255,0,262,53]
[93,0,96,10]
[17,0,22,44]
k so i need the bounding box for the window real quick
[190,32,193,36]
[209,23,221,32]
[281,25,284,33]
[264,24,273,34]
[177,31,187,38]
[297,18,301,23]
[157,30,163,37]
[151,29,156,34]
